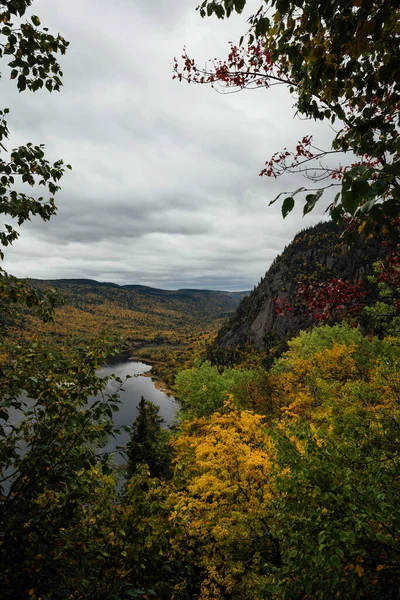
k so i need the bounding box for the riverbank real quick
[141,370,176,398]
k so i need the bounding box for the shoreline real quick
[105,347,177,399]
[141,371,176,398]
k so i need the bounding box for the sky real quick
[2,0,336,291]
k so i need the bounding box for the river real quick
[5,361,178,469]
[98,360,178,464]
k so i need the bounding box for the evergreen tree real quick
[126,396,171,479]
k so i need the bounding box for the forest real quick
[0,0,399,599]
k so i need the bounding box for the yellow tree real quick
[163,398,280,599]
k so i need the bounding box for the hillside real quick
[8,279,247,384]
[213,221,399,352]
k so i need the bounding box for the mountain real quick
[213,221,399,352]
[13,278,248,354]
[7,279,248,386]
[34,279,248,320]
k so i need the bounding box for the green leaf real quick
[255,17,270,36]
[359,198,377,214]
[234,0,246,13]
[371,177,389,197]
[282,196,295,218]
[352,178,370,199]
[17,74,26,92]
[391,185,400,200]
[384,161,400,177]
[341,189,357,215]
[330,554,341,568]
[303,189,324,215]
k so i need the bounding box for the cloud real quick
[1,0,334,290]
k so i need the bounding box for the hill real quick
[9,279,248,384]
[212,221,399,353]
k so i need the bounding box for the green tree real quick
[0,339,126,598]
[0,3,130,597]
[176,0,400,234]
[175,360,269,418]
[126,396,171,479]
[0,0,70,325]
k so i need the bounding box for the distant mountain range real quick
[22,278,249,344]
[31,278,248,314]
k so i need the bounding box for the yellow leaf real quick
[355,564,364,577]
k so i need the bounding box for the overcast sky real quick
[2,0,335,291]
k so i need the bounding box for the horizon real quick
[27,276,252,294]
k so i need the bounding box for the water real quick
[98,361,178,464]
[4,361,178,469]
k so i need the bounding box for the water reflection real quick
[5,361,178,467]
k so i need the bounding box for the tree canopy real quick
[175,0,400,235]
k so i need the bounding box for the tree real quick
[175,360,270,418]
[0,338,126,598]
[164,399,279,599]
[175,0,400,235]
[126,396,171,479]
[267,325,400,597]
[0,0,70,325]
[0,4,130,597]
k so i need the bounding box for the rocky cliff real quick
[214,221,398,351]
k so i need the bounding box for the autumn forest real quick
[1,0,399,599]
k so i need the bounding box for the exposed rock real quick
[214,221,398,351]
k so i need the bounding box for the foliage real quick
[175,0,400,233]
[0,338,126,598]
[163,400,279,599]
[0,0,71,323]
[161,325,400,598]
[174,360,270,418]
[0,4,134,597]
[266,325,400,597]
[0,2,399,598]
[271,413,400,598]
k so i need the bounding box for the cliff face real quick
[215,221,398,351]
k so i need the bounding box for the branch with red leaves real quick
[173,42,294,91]
[273,279,367,322]
[274,247,400,327]
[296,279,366,322]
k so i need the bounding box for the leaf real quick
[384,161,400,177]
[303,189,324,215]
[282,196,295,218]
[341,189,357,215]
[359,198,377,214]
[255,17,270,36]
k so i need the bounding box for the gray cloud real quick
[1,0,334,291]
